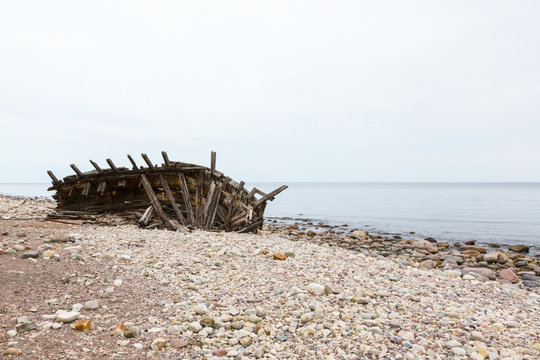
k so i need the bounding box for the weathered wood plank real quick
[210,151,216,178]
[127,155,138,170]
[195,175,203,227]
[138,206,154,226]
[205,183,222,230]
[161,151,171,167]
[140,174,174,229]
[141,153,155,169]
[254,185,288,206]
[47,170,60,185]
[238,219,263,233]
[89,160,104,174]
[159,175,186,226]
[202,182,215,227]
[70,164,84,178]
[106,159,118,172]
[179,173,195,226]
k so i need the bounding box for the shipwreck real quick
[46,151,287,233]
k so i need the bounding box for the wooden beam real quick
[106,159,118,172]
[161,151,171,167]
[138,206,154,226]
[201,182,215,227]
[238,219,264,233]
[210,151,216,177]
[159,175,186,226]
[195,175,203,228]
[89,160,103,174]
[141,153,155,169]
[254,185,288,206]
[47,170,60,185]
[70,164,84,178]
[127,155,138,170]
[82,182,91,196]
[179,174,195,226]
[205,183,222,230]
[140,174,174,230]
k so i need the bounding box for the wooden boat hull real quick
[47,152,287,232]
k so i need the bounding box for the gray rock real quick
[20,251,39,259]
[16,322,37,333]
[522,280,538,287]
[84,300,99,310]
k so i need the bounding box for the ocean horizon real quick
[1,182,539,252]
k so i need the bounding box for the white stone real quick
[188,321,202,332]
[56,311,80,323]
[445,270,461,278]
[84,300,99,310]
[306,283,326,295]
[113,279,123,286]
[194,304,208,315]
[451,347,467,356]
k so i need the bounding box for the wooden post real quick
[140,174,174,229]
[161,151,171,167]
[89,160,103,174]
[179,174,195,226]
[159,175,186,226]
[141,154,155,169]
[210,151,216,178]
[70,164,84,178]
[127,155,138,170]
[106,159,118,172]
[47,170,60,185]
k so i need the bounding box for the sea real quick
[1,182,539,252]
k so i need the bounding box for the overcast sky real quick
[0,1,539,183]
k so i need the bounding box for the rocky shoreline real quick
[1,196,540,359]
[265,218,540,292]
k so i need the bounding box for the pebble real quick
[124,328,137,338]
[20,251,39,259]
[240,336,253,346]
[306,282,326,295]
[3,348,22,356]
[194,303,208,315]
[150,338,166,351]
[16,322,37,333]
[113,279,123,286]
[451,347,467,356]
[84,300,99,310]
[56,311,80,323]
[74,319,91,332]
[170,339,188,348]
[188,321,202,332]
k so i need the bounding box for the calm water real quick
[250,182,540,250]
[1,182,539,250]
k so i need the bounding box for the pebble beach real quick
[1,196,539,359]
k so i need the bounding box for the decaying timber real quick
[47,151,287,232]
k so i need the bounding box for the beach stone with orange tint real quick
[74,319,91,332]
[273,253,286,260]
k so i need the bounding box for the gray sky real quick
[1,1,539,183]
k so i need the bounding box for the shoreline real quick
[265,218,540,290]
[1,196,540,358]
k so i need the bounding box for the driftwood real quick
[47,151,287,233]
